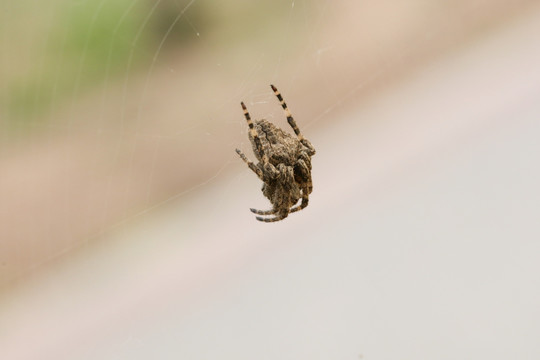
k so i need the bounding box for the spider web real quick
[1,0,535,358]
[3,0,351,275]
[1,0,527,288]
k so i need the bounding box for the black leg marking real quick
[270,84,304,140]
[289,186,310,213]
[250,208,275,215]
[236,148,263,179]
[241,102,268,162]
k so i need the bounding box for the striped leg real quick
[289,186,309,214]
[241,102,268,163]
[250,208,275,215]
[271,85,316,155]
[255,210,289,223]
[270,85,304,141]
[235,149,263,180]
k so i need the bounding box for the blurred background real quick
[1,1,539,359]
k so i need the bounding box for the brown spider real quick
[235,85,316,222]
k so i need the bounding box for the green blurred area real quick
[1,0,210,128]
[0,0,300,133]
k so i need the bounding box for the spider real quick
[235,85,316,222]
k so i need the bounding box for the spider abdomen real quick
[251,120,303,165]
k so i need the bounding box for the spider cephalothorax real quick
[235,85,316,222]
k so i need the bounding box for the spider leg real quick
[271,85,316,155]
[255,210,289,223]
[250,208,275,215]
[294,158,311,183]
[289,186,310,214]
[270,85,303,139]
[241,102,269,163]
[235,149,263,180]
